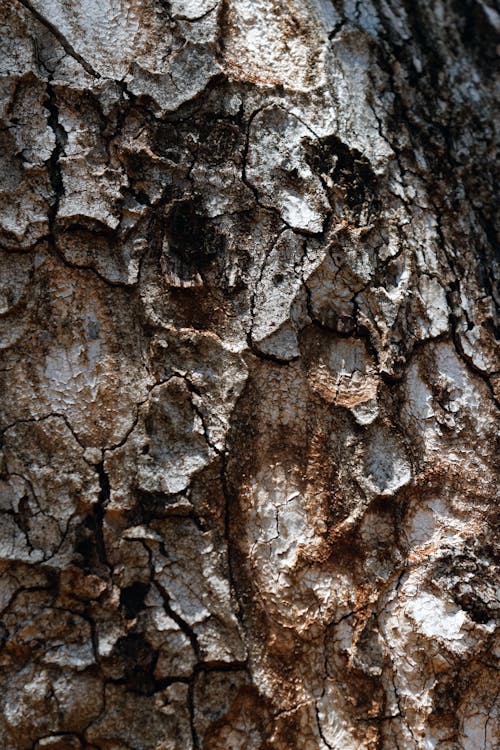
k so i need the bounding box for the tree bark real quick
[0,1,499,748]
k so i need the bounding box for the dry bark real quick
[0,1,499,748]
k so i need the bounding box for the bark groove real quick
[0,1,498,748]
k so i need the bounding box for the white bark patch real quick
[251,229,305,358]
[145,518,245,663]
[362,426,411,496]
[221,0,327,90]
[136,378,214,496]
[247,106,330,233]
[244,466,351,634]
[1,417,98,565]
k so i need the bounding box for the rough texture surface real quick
[1,1,499,748]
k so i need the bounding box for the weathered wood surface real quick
[0,1,498,748]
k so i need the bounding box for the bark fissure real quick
[0,1,498,748]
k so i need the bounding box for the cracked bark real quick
[0,1,499,748]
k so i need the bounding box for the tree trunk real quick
[1,1,499,748]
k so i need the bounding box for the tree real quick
[0,0,498,748]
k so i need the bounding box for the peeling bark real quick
[0,1,499,748]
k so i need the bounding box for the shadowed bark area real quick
[0,1,498,748]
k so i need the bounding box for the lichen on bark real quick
[0,1,499,748]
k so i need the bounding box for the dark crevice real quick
[119,581,150,620]
[114,632,158,695]
[329,17,347,40]
[44,81,66,233]
[74,462,110,573]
